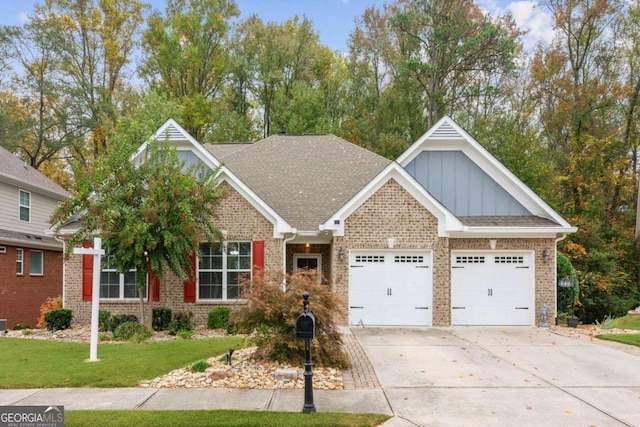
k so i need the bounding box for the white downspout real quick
[53,236,67,307]
[554,234,568,323]
[282,229,298,291]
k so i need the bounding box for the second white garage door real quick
[349,251,432,326]
[451,251,534,326]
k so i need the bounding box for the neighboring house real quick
[59,117,576,327]
[0,147,70,328]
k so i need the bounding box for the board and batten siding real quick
[405,151,531,217]
[0,181,61,235]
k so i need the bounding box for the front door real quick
[293,254,322,282]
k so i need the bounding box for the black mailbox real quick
[296,312,315,340]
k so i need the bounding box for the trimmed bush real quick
[12,324,31,330]
[152,307,172,331]
[113,321,152,342]
[109,314,138,332]
[98,310,111,332]
[36,296,62,329]
[44,308,73,331]
[168,311,194,335]
[208,307,232,329]
[232,270,350,369]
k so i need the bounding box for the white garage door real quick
[451,251,534,326]
[349,251,432,326]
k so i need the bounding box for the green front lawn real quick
[0,337,246,388]
[596,333,640,347]
[66,410,389,427]
[608,314,640,330]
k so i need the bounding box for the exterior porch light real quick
[337,247,345,262]
[542,248,550,263]
[489,239,497,250]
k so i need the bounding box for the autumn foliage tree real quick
[52,137,224,328]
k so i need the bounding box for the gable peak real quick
[429,116,465,140]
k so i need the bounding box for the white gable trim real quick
[135,119,294,238]
[134,119,222,168]
[396,116,574,229]
[321,162,464,237]
[216,167,294,238]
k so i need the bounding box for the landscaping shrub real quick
[208,307,232,329]
[113,321,152,342]
[176,329,194,339]
[98,310,111,332]
[191,360,211,372]
[44,308,73,331]
[12,324,31,330]
[168,311,194,335]
[232,270,350,369]
[36,296,62,329]
[109,314,138,332]
[152,307,172,331]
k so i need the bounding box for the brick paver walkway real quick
[340,328,381,389]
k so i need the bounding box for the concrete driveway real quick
[352,326,640,427]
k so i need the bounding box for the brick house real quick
[0,147,70,329]
[58,117,576,327]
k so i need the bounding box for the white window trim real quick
[19,190,31,222]
[16,248,24,275]
[100,268,149,302]
[99,251,147,301]
[293,253,322,283]
[197,241,251,301]
[29,249,44,276]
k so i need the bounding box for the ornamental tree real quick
[52,136,224,328]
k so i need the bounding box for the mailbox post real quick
[296,291,316,413]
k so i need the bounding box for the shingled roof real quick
[207,134,391,231]
[0,146,70,200]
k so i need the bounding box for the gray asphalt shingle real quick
[207,134,391,231]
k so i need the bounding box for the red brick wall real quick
[0,245,63,329]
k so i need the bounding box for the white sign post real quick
[73,237,104,362]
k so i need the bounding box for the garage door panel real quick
[451,251,534,326]
[349,251,432,326]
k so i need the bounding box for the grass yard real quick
[66,410,389,427]
[0,336,246,388]
[608,314,640,330]
[595,314,640,347]
[596,333,640,347]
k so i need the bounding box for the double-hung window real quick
[16,249,24,275]
[19,190,30,222]
[100,248,143,299]
[30,250,43,275]
[198,241,251,300]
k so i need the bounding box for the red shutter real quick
[183,252,196,302]
[252,240,265,279]
[149,269,160,302]
[81,241,93,301]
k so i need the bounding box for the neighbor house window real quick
[29,250,43,275]
[100,248,144,299]
[198,241,251,300]
[19,190,30,222]
[16,249,23,275]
